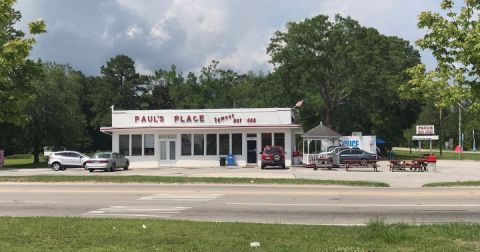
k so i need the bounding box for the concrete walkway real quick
[1,160,479,187]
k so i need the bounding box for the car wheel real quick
[110,163,116,172]
[123,162,129,170]
[360,159,368,166]
[281,163,286,169]
[52,162,62,171]
[261,164,266,169]
[88,169,94,172]
[273,154,280,161]
[83,163,87,170]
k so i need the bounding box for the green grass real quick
[0,217,479,251]
[423,181,480,187]
[3,158,47,169]
[5,154,35,159]
[0,175,389,187]
[392,149,480,160]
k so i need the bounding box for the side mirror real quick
[259,152,262,154]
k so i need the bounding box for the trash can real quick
[427,154,437,172]
[226,154,235,166]
[219,157,226,166]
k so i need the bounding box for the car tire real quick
[281,163,286,169]
[360,159,368,166]
[52,162,62,171]
[273,154,280,162]
[124,162,129,170]
[261,164,266,169]
[110,163,116,172]
[83,163,87,170]
[88,168,94,172]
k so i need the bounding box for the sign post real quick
[413,124,438,155]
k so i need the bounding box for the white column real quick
[285,130,292,166]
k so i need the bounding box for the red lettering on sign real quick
[134,115,165,124]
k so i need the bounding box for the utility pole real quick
[458,104,462,159]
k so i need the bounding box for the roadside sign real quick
[416,125,435,135]
[0,150,4,168]
[412,135,439,140]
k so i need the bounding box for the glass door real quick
[159,140,176,165]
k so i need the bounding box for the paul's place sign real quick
[134,114,256,124]
[134,115,205,124]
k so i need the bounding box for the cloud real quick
[14,0,446,75]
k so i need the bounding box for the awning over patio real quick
[302,123,342,140]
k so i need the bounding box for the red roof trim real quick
[101,124,302,132]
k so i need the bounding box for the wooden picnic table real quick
[344,159,378,172]
[389,159,428,172]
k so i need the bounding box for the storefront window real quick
[132,135,142,156]
[219,134,229,155]
[119,135,129,156]
[194,134,204,155]
[206,134,217,155]
[232,133,242,155]
[274,133,285,149]
[144,134,154,156]
[261,133,272,150]
[181,134,192,156]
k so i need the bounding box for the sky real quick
[15,0,447,76]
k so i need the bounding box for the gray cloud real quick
[15,0,450,75]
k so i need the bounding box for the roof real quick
[302,123,341,138]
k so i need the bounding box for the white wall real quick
[340,136,377,154]
[111,128,296,168]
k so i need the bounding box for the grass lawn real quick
[392,149,480,161]
[0,217,478,251]
[423,181,480,187]
[3,155,48,169]
[0,175,389,187]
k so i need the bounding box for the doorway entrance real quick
[247,139,257,164]
[159,140,176,165]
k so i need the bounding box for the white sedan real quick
[84,152,129,172]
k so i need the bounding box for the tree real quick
[0,0,46,125]
[22,62,87,163]
[401,0,480,112]
[92,55,145,129]
[268,14,421,144]
[268,15,359,126]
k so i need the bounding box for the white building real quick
[101,108,303,168]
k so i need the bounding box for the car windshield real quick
[93,153,111,158]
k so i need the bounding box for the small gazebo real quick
[302,123,342,165]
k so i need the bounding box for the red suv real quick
[261,146,286,169]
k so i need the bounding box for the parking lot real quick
[1,160,479,187]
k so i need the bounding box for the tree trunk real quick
[323,105,334,128]
[33,144,40,164]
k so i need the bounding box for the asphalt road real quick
[1,182,479,225]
